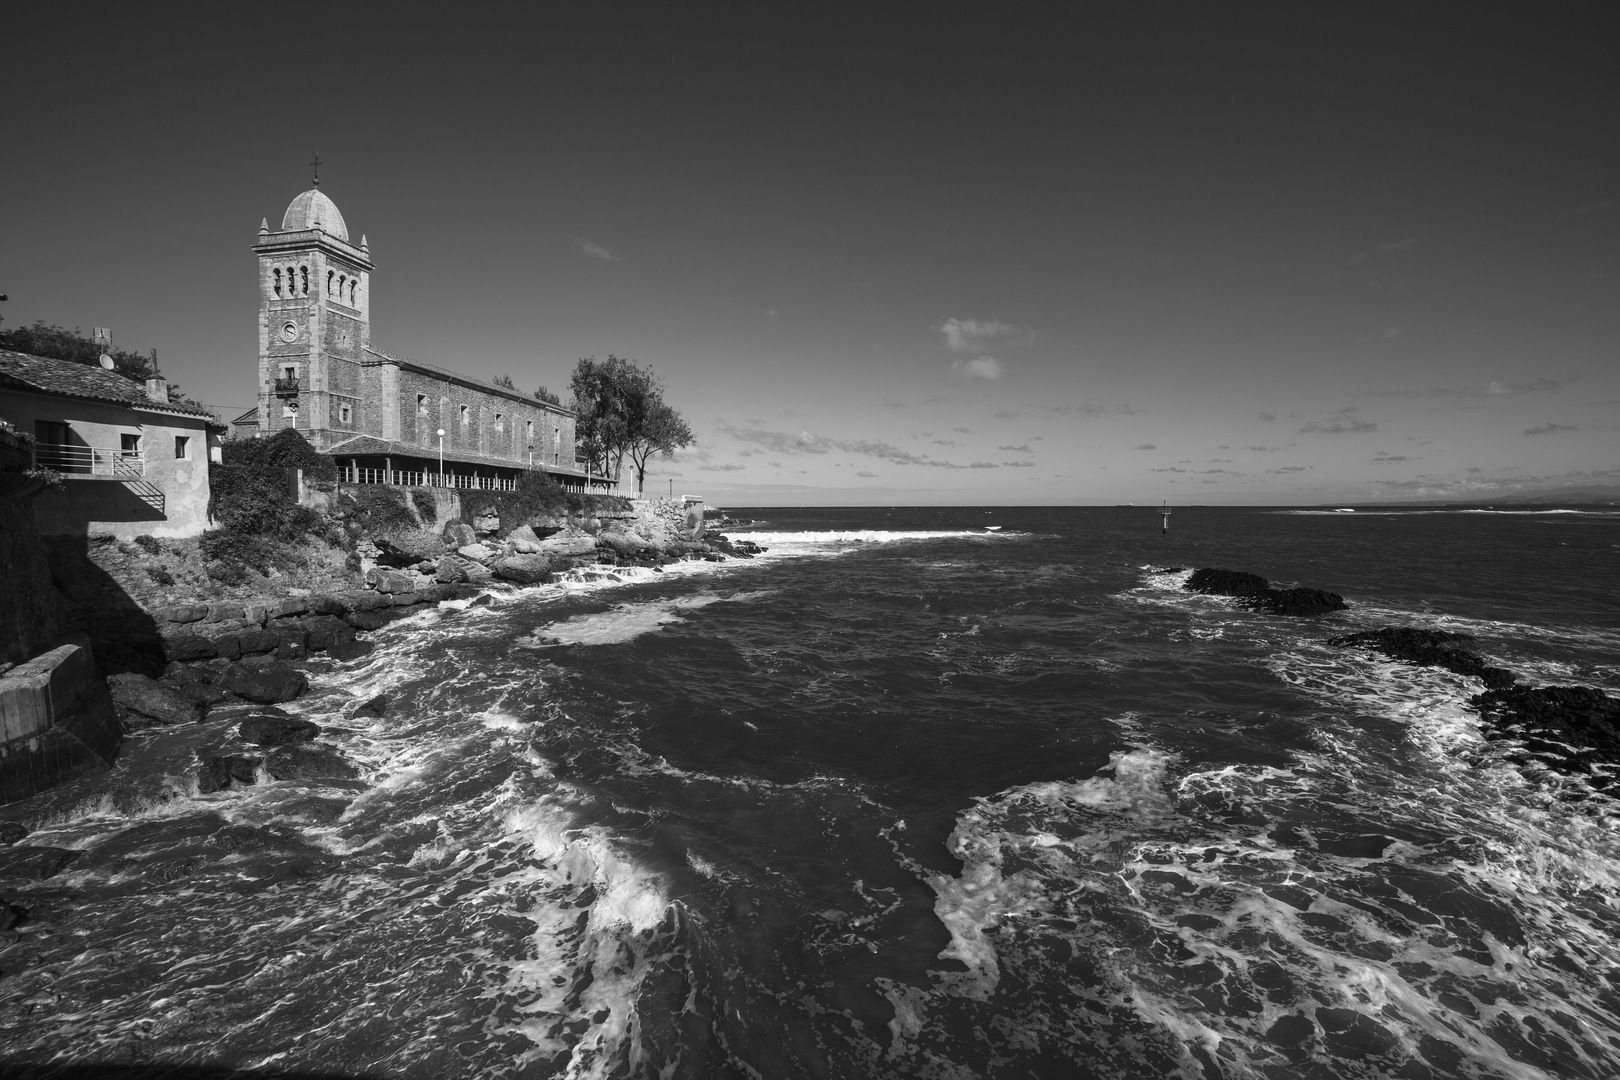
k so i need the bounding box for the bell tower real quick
[251,159,374,449]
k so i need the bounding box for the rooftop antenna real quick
[310,150,323,188]
[1159,500,1172,534]
[93,327,114,369]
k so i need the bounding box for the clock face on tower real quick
[280,322,299,343]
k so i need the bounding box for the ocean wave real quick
[725,529,1008,545]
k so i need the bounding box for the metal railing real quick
[339,466,517,491]
[32,442,144,478]
[272,377,301,396]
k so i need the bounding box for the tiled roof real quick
[0,349,220,422]
[326,434,586,475]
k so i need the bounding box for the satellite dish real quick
[99,354,115,369]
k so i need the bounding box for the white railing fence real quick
[337,464,621,493]
[32,442,144,478]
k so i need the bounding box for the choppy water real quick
[4,505,1619,1078]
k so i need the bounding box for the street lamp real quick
[437,428,445,487]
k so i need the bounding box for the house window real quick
[174,436,191,460]
[495,412,504,433]
[417,394,428,416]
[459,404,469,425]
[339,403,352,424]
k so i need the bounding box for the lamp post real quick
[437,429,446,487]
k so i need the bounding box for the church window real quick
[349,279,358,305]
[459,404,469,426]
[273,268,282,296]
[495,412,504,433]
[300,265,309,295]
[327,269,335,295]
[338,274,347,300]
[339,402,352,424]
[417,394,428,416]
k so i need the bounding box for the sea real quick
[4,505,1619,1080]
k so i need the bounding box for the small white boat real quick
[1333,508,1357,513]
[984,525,1002,531]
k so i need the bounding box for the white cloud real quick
[953,356,1003,381]
[936,317,1030,352]
[578,240,620,262]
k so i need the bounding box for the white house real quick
[0,349,224,538]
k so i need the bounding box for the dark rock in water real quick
[1331,628,1518,689]
[325,637,375,661]
[1248,587,1347,617]
[219,660,309,704]
[1472,685,1620,770]
[198,752,263,793]
[240,714,321,746]
[0,845,80,880]
[345,609,392,631]
[352,693,390,718]
[273,625,310,660]
[0,822,29,846]
[159,673,232,709]
[1187,568,1346,617]
[493,552,554,585]
[0,899,25,931]
[375,532,441,566]
[1186,568,1270,596]
[266,744,361,782]
[162,632,218,663]
[106,672,201,726]
[299,614,356,652]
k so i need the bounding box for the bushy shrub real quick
[133,535,163,555]
[146,566,175,586]
[341,487,418,534]
[221,428,338,482]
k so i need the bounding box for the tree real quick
[533,385,561,406]
[569,355,694,493]
[491,373,517,390]
[0,320,204,407]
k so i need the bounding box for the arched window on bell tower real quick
[273,267,282,296]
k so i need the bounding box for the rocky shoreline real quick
[0,501,768,929]
[1183,565,1620,794]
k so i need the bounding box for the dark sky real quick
[4,5,1614,503]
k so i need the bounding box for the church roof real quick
[0,349,220,423]
[281,188,349,241]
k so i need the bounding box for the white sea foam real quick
[728,529,1006,545]
[514,593,724,648]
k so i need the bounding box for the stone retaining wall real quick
[1,640,121,804]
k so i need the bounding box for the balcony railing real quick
[33,442,144,478]
[272,376,301,397]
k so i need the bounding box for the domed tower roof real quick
[281,188,349,241]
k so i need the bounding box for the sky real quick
[2,5,1615,506]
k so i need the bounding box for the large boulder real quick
[219,660,309,704]
[598,530,653,558]
[471,508,501,536]
[374,532,441,566]
[442,521,477,549]
[457,542,497,562]
[334,590,391,613]
[265,744,361,782]
[162,632,218,663]
[493,553,555,585]
[159,671,232,708]
[107,672,201,726]
[538,528,598,558]
[434,559,470,584]
[365,568,419,594]
[155,602,209,624]
[197,752,262,793]
[298,615,356,652]
[240,713,322,746]
[1249,588,1347,617]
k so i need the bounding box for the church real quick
[235,177,583,491]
